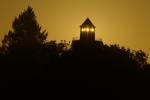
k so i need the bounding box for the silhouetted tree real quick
[132,50,148,67]
[57,40,70,56]
[2,6,47,55]
[0,6,48,73]
[1,6,150,91]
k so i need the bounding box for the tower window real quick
[90,28,94,32]
[81,27,94,32]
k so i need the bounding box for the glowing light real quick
[81,28,88,32]
[81,27,94,32]
[86,28,89,32]
[81,28,85,31]
[91,28,94,32]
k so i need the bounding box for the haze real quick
[0,0,150,62]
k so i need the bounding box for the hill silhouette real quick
[0,6,150,95]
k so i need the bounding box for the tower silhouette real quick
[80,18,95,42]
[72,18,101,49]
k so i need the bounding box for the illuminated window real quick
[90,28,94,32]
[86,28,89,32]
[81,27,94,32]
[81,28,86,32]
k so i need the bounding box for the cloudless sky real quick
[0,0,150,62]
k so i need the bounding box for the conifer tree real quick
[2,6,47,54]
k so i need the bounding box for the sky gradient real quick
[0,0,150,61]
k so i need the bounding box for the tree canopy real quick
[2,6,47,54]
[0,6,150,91]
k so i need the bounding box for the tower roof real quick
[80,18,95,28]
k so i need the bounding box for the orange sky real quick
[0,0,150,62]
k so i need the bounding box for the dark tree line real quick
[0,6,150,91]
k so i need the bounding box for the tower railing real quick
[72,37,79,41]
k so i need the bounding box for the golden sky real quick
[0,0,150,61]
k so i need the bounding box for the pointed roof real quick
[80,18,95,28]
